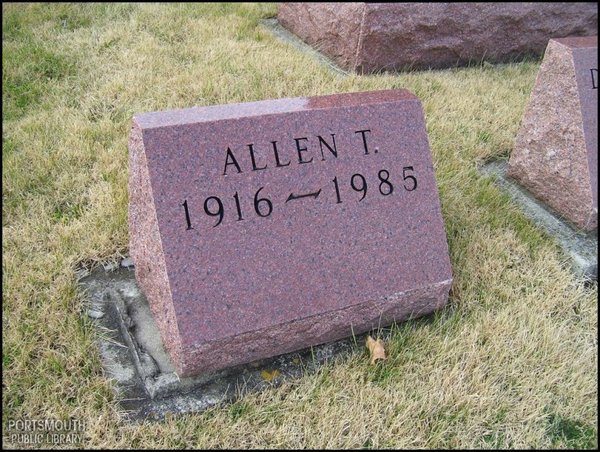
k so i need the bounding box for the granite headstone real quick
[509,36,597,231]
[129,90,452,377]
[278,3,598,73]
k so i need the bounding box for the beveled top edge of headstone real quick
[133,89,418,130]
[551,35,597,49]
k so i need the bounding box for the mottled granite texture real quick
[129,90,453,377]
[278,3,598,73]
[508,37,597,231]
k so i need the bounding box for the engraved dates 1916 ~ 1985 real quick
[181,167,418,230]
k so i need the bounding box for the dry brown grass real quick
[2,3,597,449]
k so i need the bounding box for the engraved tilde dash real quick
[285,189,322,203]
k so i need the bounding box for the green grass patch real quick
[3,39,76,120]
[547,413,597,449]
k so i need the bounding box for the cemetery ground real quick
[2,3,597,449]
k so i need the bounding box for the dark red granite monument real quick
[278,3,598,73]
[129,90,452,377]
[509,37,597,231]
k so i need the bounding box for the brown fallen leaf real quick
[366,336,386,364]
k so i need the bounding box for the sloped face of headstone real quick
[128,90,452,377]
[508,36,598,231]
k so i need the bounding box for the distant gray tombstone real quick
[508,36,597,231]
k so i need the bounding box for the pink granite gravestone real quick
[129,90,452,377]
[508,37,597,231]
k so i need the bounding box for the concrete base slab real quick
[481,160,597,281]
[261,18,348,78]
[78,264,383,421]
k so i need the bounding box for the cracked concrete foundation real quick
[78,265,376,420]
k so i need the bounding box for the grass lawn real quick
[2,3,597,449]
